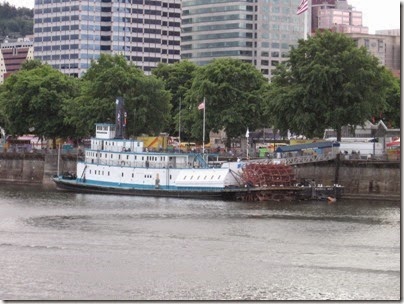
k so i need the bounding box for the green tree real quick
[0,62,80,147]
[378,73,400,128]
[183,58,269,147]
[0,2,33,40]
[152,60,198,139]
[64,54,171,137]
[265,30,393,183]
[266,30,391,141]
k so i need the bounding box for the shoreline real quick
[341,193,401,202]
[0,180,400,202]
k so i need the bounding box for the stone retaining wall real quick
[0,155,400,195]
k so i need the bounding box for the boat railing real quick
[282,153,337,165]
[84,158,194,169]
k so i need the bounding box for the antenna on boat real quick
[115,97,126,139]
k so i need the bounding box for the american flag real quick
[198,100,205,110]
[296,0,309,15]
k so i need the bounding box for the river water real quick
[0,184,400,300]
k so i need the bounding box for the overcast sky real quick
[2,0,402,34]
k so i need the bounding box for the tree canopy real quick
[63,54,171,137]
[0,61,80,146]
[0,2,33,41]
[378,74,400,128]
[183,58,270,147]
[152,60,198,139]
[265,30,392,141]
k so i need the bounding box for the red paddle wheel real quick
[239,163,297,202]
[241,163,296,187]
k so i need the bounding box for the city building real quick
[311,0,368,34]
[181,0,309,79]
[0,36,34,84]
[33,0,181,77]
[346,31,401,78]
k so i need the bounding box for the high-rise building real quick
[33,0,182,77]
[347,31,401,78]
[311,1,400,77]
[0,36,34,84]
[311,0,368,34]
[181,0,309,78]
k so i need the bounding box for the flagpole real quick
[297,0,309,39]
[202,97,206,154]
[178,97,181,150]
[304,7,308,39]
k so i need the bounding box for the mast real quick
[115,96,125,139]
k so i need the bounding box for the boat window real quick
[170,175,172,179]
[102,171,104,175]
[204,176,207,180]
[111,154,113,158]
[105,153,107,158]
[121,173,124,177]
[211,176,214,179]
[89,170,91,174]
[183,176,187,180]
[108,172,110,176]
[132,173,134,178]
[197,176,200,180]
[190,176,193,180]
[218,175,221,179]
[126,155,129,160]
[119,155,121,160]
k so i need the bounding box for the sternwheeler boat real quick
[53,98,342,201]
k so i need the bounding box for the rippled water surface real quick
[0,184,400,300]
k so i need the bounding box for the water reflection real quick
[0,184,400,300]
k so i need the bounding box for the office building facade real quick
[0,37,34,84]
[311,0,368,34]
[181,0,309,78]
[33,0,181,77]
[347,32,401,78]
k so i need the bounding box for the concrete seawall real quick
[0,154,400,199]
[0,153,76,185]
[293,160,400,200]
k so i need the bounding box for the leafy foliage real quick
[378,73,400,128]
[152,60,198,138]
[63,54,171,137]
[0,2,33,41]
[183,58,269,146]
[0,62,80,146]
[265,30,391,140]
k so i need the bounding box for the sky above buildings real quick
[1,0,402,34]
